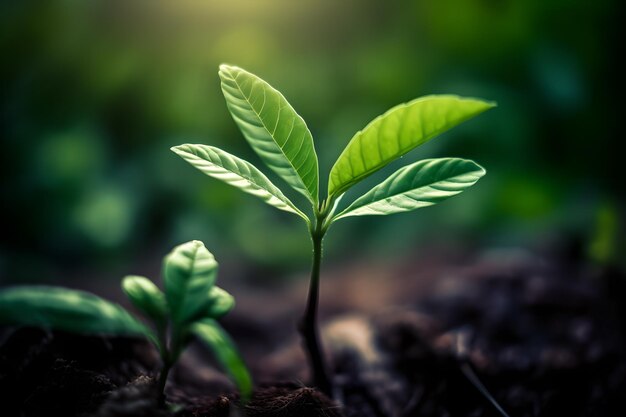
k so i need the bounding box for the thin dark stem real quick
[155,322,171,407]
[298,216,332,396]
[460,362,510,417]
[156,360,172,406]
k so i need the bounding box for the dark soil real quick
[1,249,625,416]
[0,328,158,416]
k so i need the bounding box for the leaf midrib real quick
[224,69,312,200]
[173,243,202,322]
[177,146,307,220]
[183,147,275,196]
[353,165,480,207]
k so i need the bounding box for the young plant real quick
[0,240,251,404]
[172,65,495,395]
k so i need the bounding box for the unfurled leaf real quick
[0,286,149,336]
[171,144,308,222]
[334,158,485,220]
[328,95,495,198]
[205,286,235,319]
[191,319,252,401]
[122,275,167,323]
[164,240,218,324]
[219,65,319,204]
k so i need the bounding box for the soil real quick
[1,247,625,416]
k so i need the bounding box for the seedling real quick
[0,240,252,405]
[173,65,494,395]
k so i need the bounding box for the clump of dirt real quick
[184,384,341,417]
[96,376,170,417]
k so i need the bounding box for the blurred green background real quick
[1,0,624,285]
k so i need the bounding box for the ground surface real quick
[1,246,625,416]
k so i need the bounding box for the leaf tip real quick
[458,158,487,177]
[170,145,184,155]
[467,159,487,179]
[218,63,233,72]
[484,100,498,109]
[218,64,242,78]
[121,275,136,288]
[462,96,497,112]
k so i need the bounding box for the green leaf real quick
[219,64,319,204]
[164,240,218,325]
[328,95,495,198]
[0,286,149,336]
[205,286,235,319]
[334,158,486,220]
[171,144,308,222]
[191,319,252,401]
[122,275,167,324]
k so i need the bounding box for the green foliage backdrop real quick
[1,0,623,283]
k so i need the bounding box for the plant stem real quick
[156,322,171,407]
[299,215,332,396]
[156,359,172,406]
[460,362,510,417]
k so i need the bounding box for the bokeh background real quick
[1,0,624,287]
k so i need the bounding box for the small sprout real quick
[0,240,252,405]
[173,64,495,395]
[122,275,168,324]
[205,287,236,319]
